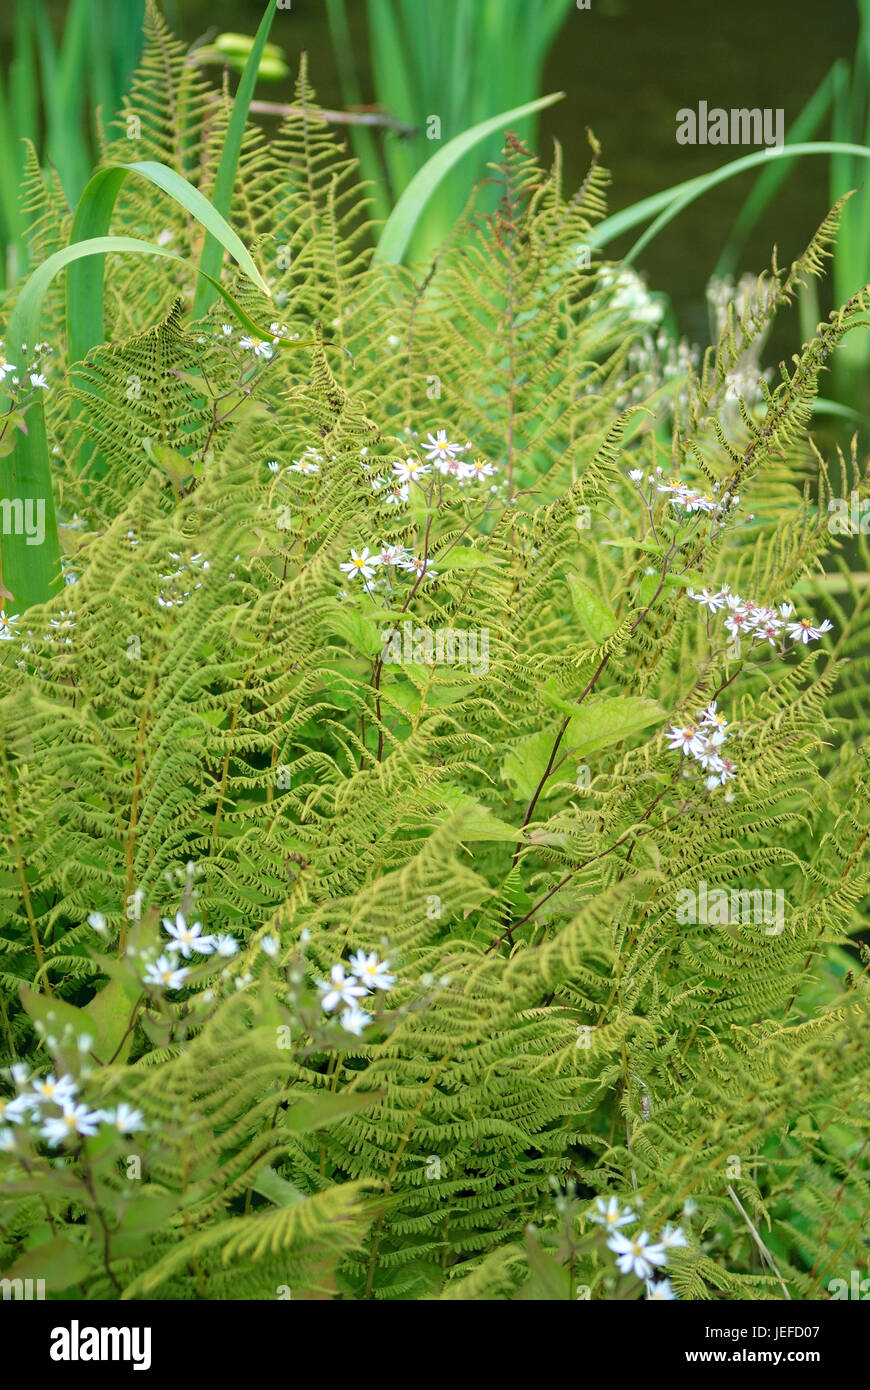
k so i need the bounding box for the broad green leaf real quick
[282,1090,380,1134]
[567,576,617,642]
[252,1166,305,1207]
[571,695,664,758]
[1,1236,90,1292]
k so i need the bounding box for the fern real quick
[0,7,868,1303]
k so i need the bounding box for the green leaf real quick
[252,1166,305,1207]
[193,0,278,319]
[281,1090,381,1134]
[571,695,664,758]
[1,1236,90,1292]
[375,91,564,265]
[566,576,617,642]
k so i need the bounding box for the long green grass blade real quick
[374,91,564,265]
[66,160,270,368]
[192,0,277,320]
[590,144,870,264]
[2,232,277,616]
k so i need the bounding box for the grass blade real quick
[374,91,564,265]
[192,0,277,320]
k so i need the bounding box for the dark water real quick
[10,0,861,352]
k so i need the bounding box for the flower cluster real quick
[140,913,237,993]
[0,1065,145,1151]
[666,701,737,790]
[628,466,738,518]
[339,542,437,587]
[590,1197,687,1299]
[316,949,395,1037]
[687,587,833,649]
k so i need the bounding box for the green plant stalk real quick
[192,0,278,321]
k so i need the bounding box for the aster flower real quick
[393,457,431,485]
[162,911,215,958]
[422,430,463,468]
[462,457,497,481]
[339,548,381,582]
[30,1073,78,1109]
[687,587,728,613]
[214,934,239,957]
[646,1278,678,1300]
[607,1229,668,1280]
[666,724,703,756]
[316,964,368,1014]
[100,1103,146,1135]
[0,354,18,381]
[340,1003,373,1037]
[348,950,395,992]
[398,554,437,580]
[144,954,190,991]
[239,335,273,359]
[699,702,728,732]
[588,1196,637,1230]
[41,1103,102,1147]
[0,612,20,641]
[660,1224,689,1249]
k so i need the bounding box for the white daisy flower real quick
[340,1003,373,1036]
[41,1103,102,1147]
[687,588,728,614]
[348,950,395,992]
[646,1278,678,1300]
[0,612,20,641]
[393,457,432,484]
[30,1073,78,1109]
[607,1230,668,1280]
[162,911,215,958]
[398,554,437,580]
[29,373,49,389]
[422,430,463,468]
[214,934,238,957]
[261,935,279,959]
[383,482,410,507]
[699,702,728,732]
[144,954,191,991]
[339,547,381,582]
[588,1196,636,1230]
[0,354,18,381]
[628,469,645,483]
[317,964,368,1014]
[100,1103,146,1135]
[660,1224,688,1249]
[666,724,703,756]
[377,542,408,566]
[462,457,497,481]
[239,335,273,359]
